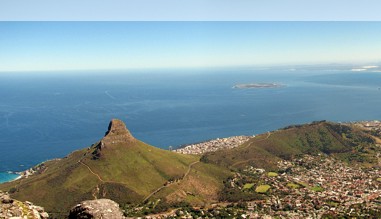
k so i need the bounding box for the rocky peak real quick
[92,119,136,159]
[104,119,134,141]
[69,199,125,219]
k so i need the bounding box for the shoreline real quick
[0,172,20,184]
[0,158,61,184]
[1,119,379,184]
[11,175,22,182]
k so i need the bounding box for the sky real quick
[1,0,381,21]
[1,22,381,72]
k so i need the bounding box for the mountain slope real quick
[202,121,378,170]
[0,119,230,217]
[1,120,378,217]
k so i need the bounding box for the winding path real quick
[184,161,200,178]
[78,155,201,203]
[77,159,104,199]
[142,160,200,203]
[231,132,272,167]
[79,160,105,182]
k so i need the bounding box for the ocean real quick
[1,67,381,183]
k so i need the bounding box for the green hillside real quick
[0,119,230,217]
[202,121,377,170]
[1,120,378,217]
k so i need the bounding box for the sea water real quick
[0,68,381,180]
[0,172,19,183]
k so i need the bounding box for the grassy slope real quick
[202,121,377,170]
[0,149,98,215]
[152,162,232,206]
[84,140,198,195]
[0,140,204,216]
[1,121,377,216]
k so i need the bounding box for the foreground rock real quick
[69,199,125,219]
[0,190,49,219]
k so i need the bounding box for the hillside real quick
[0,119,231,217]
[1,120,379,218]
[202,121,378,170]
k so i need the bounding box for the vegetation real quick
[152,161,232,206]
[243,183,255,190]
[1,120,379,217]
[297,181,308,188]
[123,200,191,217]
[286,183,300,189]
[219,175,263,202]
[255,185,271,194]
[202,121,378,170]
[311,186,324,192]
[267,172,278,177]
[0,122,229,217]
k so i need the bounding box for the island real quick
[232,83,283,89]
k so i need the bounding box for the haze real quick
[1,22,381,72]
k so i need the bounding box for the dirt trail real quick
[79,160,105,182]
[231,132,272,167]
[142,160,200,202]
[78,153,201,203]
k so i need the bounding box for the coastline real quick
[1,119,379,184]
[0,158,61,184]
[0,172,20,184]
[11,175,22,182]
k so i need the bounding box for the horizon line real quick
[1,62,380,74]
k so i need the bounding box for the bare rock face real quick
[105,119,133,136]
[69,199,125,219]
[92,119,136,159]
[0,190,49,219]
[102,119,135,144]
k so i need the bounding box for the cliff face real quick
[103,119,136,143]
[0,190,49,219]
[92,119,136,159]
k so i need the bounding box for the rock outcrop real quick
[103,119,135,143]
[0,190,49,219]
[92,119,136,159]
[69,199,125,219]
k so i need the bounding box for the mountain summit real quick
[93,119,136,159]
[104,119,135,141]
[0,119,227,217]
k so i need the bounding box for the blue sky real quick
[1,0,381,21]
[1,22,381,72]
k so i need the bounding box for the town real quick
[350,120,381,131]
[137,154,381,218]
[174,135,252,155]
[239,154,381,218]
